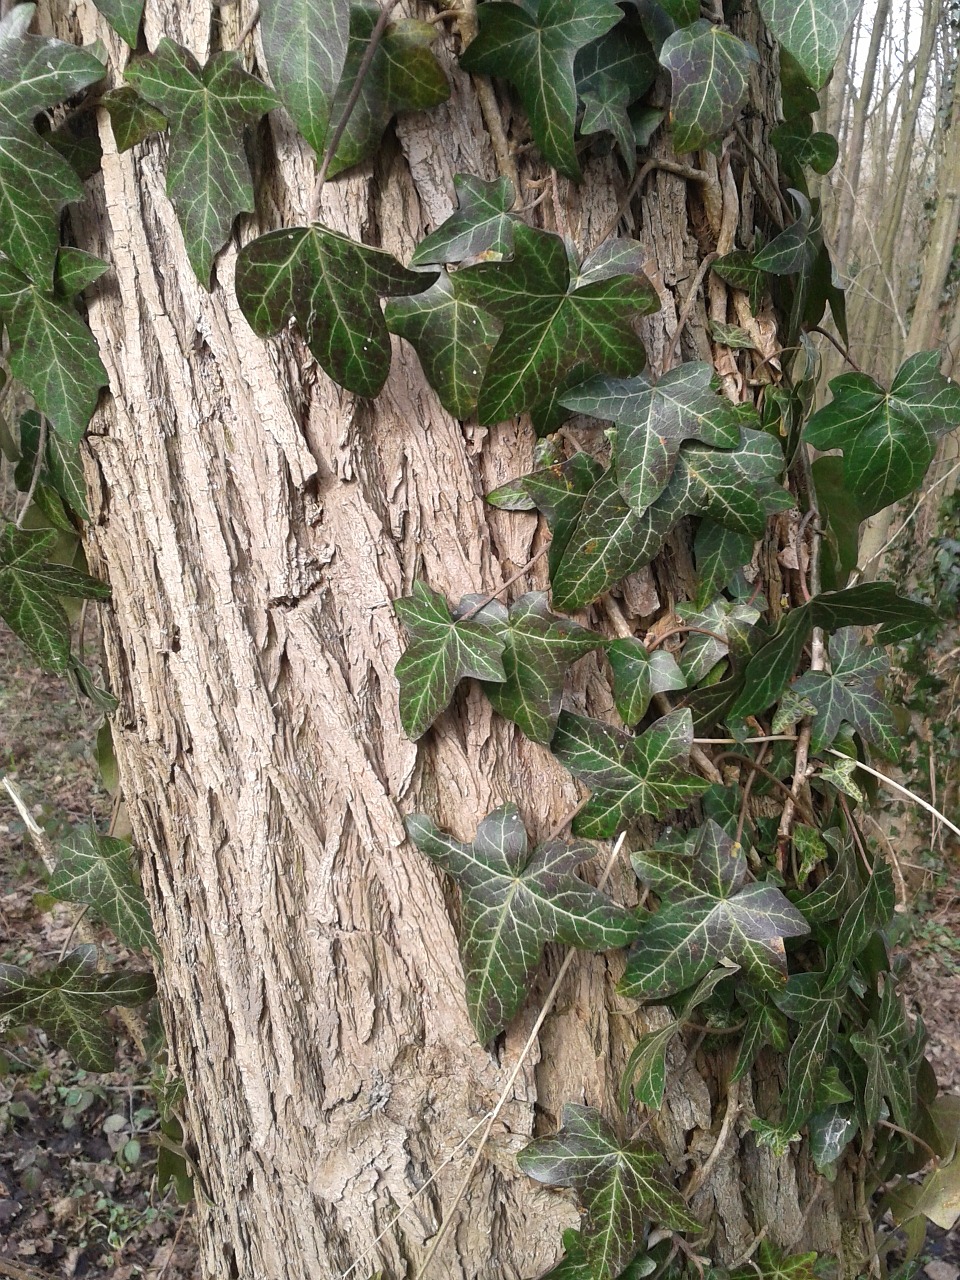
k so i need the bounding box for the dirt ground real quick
[1,618,959,1278]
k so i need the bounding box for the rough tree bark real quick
[44,0,868,1275]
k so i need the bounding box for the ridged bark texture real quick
[40,0,867,1275]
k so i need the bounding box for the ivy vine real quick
[1,0,959,1276]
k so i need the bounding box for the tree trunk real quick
[50,0,866,1276]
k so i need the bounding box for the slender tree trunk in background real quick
[43,0,870,1275]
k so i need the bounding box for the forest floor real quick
[1,617,959,1278]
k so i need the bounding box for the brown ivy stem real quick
[859,809,909,909]
[712,752,818,828]
[827,750,960,842]
[733,124,792,224]
[838,792,874,877]
[735,740,769,847]
[15,413,46,529]
[682,1077,741,1201]
[809,324,864,373]
[662,252,718,373]
[457,543,550,621]
[646,624,729,652]
[878,1118,940,1164]
[728,1226,769,1270]
[413,833,628,1279]
[543,794,591,844]
[309,0,403,219]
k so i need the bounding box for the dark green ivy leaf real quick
[53,248,108,299]
[659,20,757,153]
[621,820,809,1000]
[732,985,789,1082]
[0,949,155,1072]
[235,223,434,397]
[15,409,88,526]
[394,581,506,739]
[0,526,110,674]
[561,362,745,514]
[325,4,449,178]
[0,4,105,284]
[406,806,637,1043]
[770,117,838,175]
[518,1104,700,1280]
[693,521,755,608]
[710,320,759,351]
[460,0,624,180]
[50,825,157,956]
[259,0,350,155]
[553,708,710,839]
[792,628,898,757]
[0,255,108,442]
[608,637,685,726]
[849,978,914,1129]
[478,591,604,743]
[711,250,767,314]
[754,190,820,276]
[804,351,960,517]
[497,451,605,579]
[757,0,859,90]
[456,224,657,424]
[410,174,518,267]
[385,271,502,417]
[537,1229,656,1280]
[91,0,143,47]
[101,86,168,152]
[575,5,658,173]
[125,41,278,284]
[676,596,761,685]
[730,1242,819,1280]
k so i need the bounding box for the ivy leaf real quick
[693,521,755,608]
[710,320,759,351]
[125,41,278,284]
[50,825,157,956]
[0,526,110,675]
[767,973,844,1137]
[621,820,809,1000]
[757,0,859,90]
[101,86,168,152]
[53,248,108,299]
[0,256,108,443]
[384,271,502,418]
[771,118,838,175]
[509,451,604,578]
[712,250,766,314]
[730,1242,819,1280]
[406,806,638,1044]
[91,0,143,47]
[676,597,761,684]
[732,985,789,1082]
[394,581,506,739]
[0,950,155,1072]
[325,5,449,178]
[851,995,914,1130]
[658,428,793,536]
[804,352,960,517]
[456,224,657,424]
[553,708,710,839]
[808,1106,858,1176]
[575,6,658,172]
[608,637,685,726]
[659,20,757,153]
[40,419,89,521]
[15,409,88,526]
[561,362,745,514]
[235,224,434,397]
[410,174,518,267]
[479,592,604,743]
[753,190,819,276]
[792,628,897,757]
[259,0,350,155]
[460,0,624,180]
[0,4,105,284]
[519,1104,700,1279]
[538,1229,656,1280]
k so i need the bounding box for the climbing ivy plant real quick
[1,0,959,1276]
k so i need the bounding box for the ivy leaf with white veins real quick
[325,4,449,178]
[385,271,501,418]
[0,526,111,674]
[539,1229,657,1280]
[693,521,755,608]
[0,950,155,1072]
[489,451,603,579]
[410,174,518,267]
[235,224,435,397]
[561,362,747,514]
[0,4,105,284]
[0,257,107,443]
[478,592,605,743]
[518,1104,701,1280]
[608,637,686,726]
[675,596,761,685]
[576,5,658,172]
[91,0,143,47]
[259,0,349,156]
[125,41,278,284]
[406,806,638,1044]
[50,826,157,956]
[757,0,859,90]
[101,87,168,152]
[661,427,793,535]
[460,0,624,180]
[792,628,898,757]
[553,708,710,839]
[753,190,820,276]
[712,250,767,314]
[394,581,506,739]
[804,351,960,518]
[659,20,757,154]
[456,224,657,424]
[621,820,809,1000]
